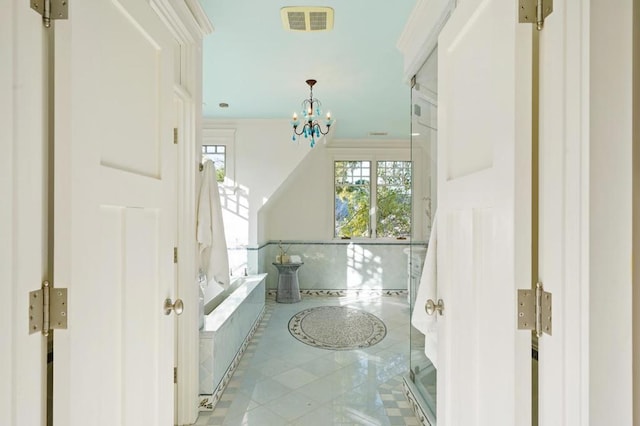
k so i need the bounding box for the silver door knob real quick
[164,298,184,316]
[425,299,444,316]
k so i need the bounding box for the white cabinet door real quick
[0,2,49,425]
[53,1,178,424]
[437,0,532,424]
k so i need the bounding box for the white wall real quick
[202,124,416,245]
[202,119,312,248]
[259,144,334,241]
[260,139,414,242]
[201,119,422,284]
[256,138,418,293]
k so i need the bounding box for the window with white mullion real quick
[334,158,411,239]
[370,161,378,238]
[334,160,371,238]
[202,144,226,182]
[376,160,411,238]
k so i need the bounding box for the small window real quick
[376,161,411,238]
[334,161,371,238]
[334,159,411,239]
[202,145,226,182]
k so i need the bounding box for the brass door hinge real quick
[29,281,68,336]
[173,128,178,144]
[174,367,177,384]
[173,247,178,263]
[518,0,553,31]
[518,282,552,337]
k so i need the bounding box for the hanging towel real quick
[411,213,438,369]
[197,160,230,289]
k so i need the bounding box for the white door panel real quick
[53,0,177,424]
[437,0,532,424]
[0,2,48,425]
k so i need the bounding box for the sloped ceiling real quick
[200,0,417,140]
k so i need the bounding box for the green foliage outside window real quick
[202,145,226,183]
[215,167,225,183]
[335,161,370,238]
[376,161,411,238]
[334,160,411,238]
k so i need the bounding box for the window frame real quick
[201,127,236,188]
[202,144,227,182]
[334,160,373,239]
[375,160,412,239]
[331,148,411,241]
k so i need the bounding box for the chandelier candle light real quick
[291,79,334,148]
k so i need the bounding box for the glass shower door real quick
[409,48,438,423]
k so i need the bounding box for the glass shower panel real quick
[409,48,438,422]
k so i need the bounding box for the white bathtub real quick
[199,273,267,410]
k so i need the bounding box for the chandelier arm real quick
[314,123,331,135]
[308,121,330,134]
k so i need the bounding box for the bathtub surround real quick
[227,245,258,278]
[199,274,267,410]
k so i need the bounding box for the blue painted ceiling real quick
[200,0,416,140]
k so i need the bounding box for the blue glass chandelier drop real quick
[291,79,334,148]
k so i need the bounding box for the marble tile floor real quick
[195,294,419,426]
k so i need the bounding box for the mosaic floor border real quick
[402,376,432,426]
[267,289,408,298]
[287,305,387,350]
[198,307,267,412]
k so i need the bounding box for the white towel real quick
[411,213,438,369]
[197,160,230,289]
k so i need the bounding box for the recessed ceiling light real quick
[219,102,229,108]
[411,132,421,136]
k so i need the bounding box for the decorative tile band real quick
[229,240,429,251]
[403,376,433,426]
[198,306,266,412]
[267,289,408,298]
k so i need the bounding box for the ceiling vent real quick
[281,7,334,32]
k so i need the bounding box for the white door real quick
[0,2,49,425]
[52,1,178,425]
[437,0,532,424]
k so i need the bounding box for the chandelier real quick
[291,79,334,147]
